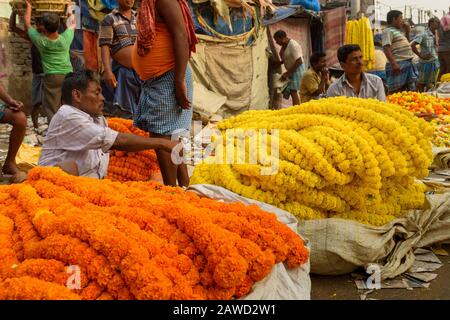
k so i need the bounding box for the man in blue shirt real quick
[411,18,440,92]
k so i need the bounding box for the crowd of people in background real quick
[0,3,449,185]
[1,0,195,185]
[274,8,450,106]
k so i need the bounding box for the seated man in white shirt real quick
[327,44,386,101]
[38,70,178,179]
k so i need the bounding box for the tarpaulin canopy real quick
[262,5,319,26]
[190,28,270,118]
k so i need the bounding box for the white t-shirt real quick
[282,39,303,70]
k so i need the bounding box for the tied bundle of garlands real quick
[0,167,308,300]
[106,118,160,182]
[191,97,434,226]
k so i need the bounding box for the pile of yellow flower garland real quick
[191,97,434,226]
[106,118,160,182]
[441,73,450,82]
[0,167,308,300]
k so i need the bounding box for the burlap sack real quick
[299,192,450,279]
[190,184,450,281]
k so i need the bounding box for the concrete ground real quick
[311,245,450,300]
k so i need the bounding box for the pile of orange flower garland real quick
[387,92,450,116]
[106,118,160,182]
[0,167,308,300]
[387,93,450,147]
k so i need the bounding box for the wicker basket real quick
[9,0,71,17]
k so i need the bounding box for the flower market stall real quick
[2,95,450,298]
[190,97,450,279]
[1,0,449,298]
[387,92,450,188]
[0,166,310,300]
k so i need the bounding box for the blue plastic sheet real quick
[101,0,117,10]
[262,6,297,26]
[290,0,320,12]
[189,0,254,37]
[79,0,99,32]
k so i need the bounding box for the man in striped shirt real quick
[38,70,178,179]
[382,10,418,94]
[411,18,440,92]
[99,0,142,118]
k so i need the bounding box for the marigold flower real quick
[0,166,309,300]
[0,276,80,300]
[193,97,433,227]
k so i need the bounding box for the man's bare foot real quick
[10,171,27,184]
[2,161,20,175]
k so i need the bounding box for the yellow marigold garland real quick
[441,73,450,82]
[191,97,433,226]
[345,18,375,70]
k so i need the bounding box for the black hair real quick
[61,70,100,105]
[274,30,287,39]
[337,44,361,63]
[41,12,60,33]
[35,16,43,26]
[310,52,327,66]
[428,17,440,27]
[387,10,403,25]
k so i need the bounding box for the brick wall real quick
[0,17,33,115]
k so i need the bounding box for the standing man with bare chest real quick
[99,0,143,117]
[273,30,305,106]
[131,0,197,187]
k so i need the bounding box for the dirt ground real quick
[311,245,450,300]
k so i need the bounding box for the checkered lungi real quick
[417,60,440,85]
[283,64,305,99]
[386,60,418,92]
[368,70,387,83]
[134,67,193,136]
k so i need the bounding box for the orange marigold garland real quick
[106,118,160,182]
[0,166,309,300]
[0,276,80,300]
[0,212,18,279]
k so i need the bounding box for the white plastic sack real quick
[193,81,227,120]
[189,184,311,300]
